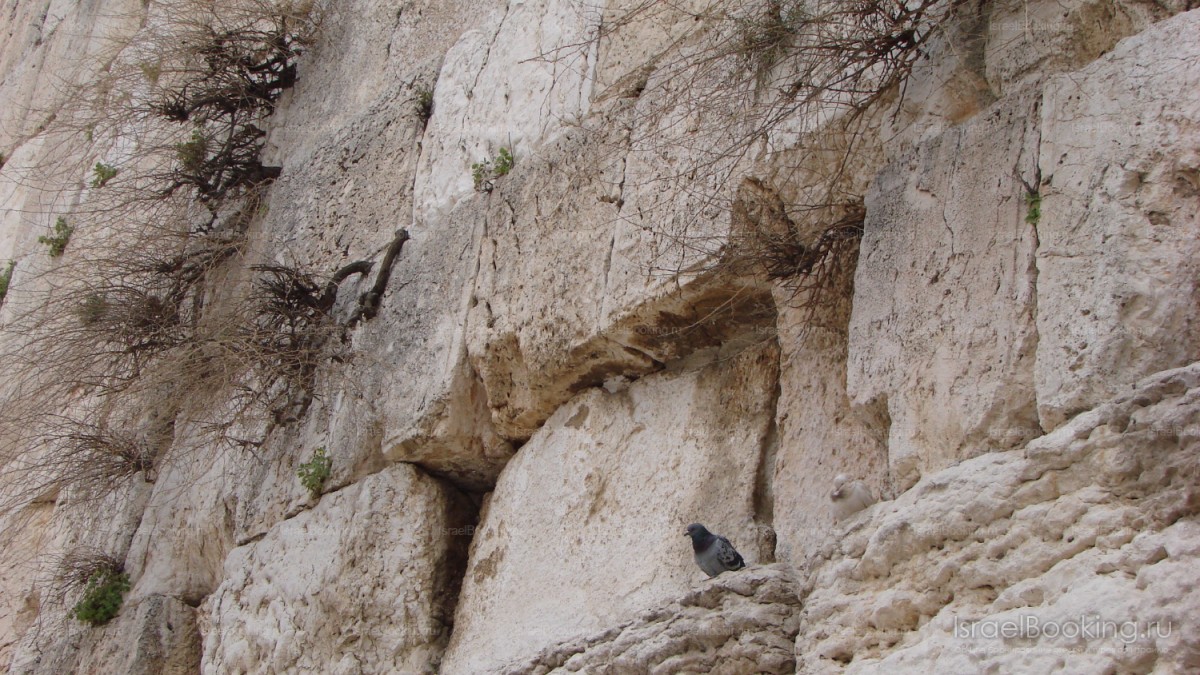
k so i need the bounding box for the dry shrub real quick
[46,549,126,611]
[544,0,970,296]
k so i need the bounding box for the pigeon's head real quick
[685,523,711,540]
[831,474,850,499]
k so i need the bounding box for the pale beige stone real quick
[1034,8,1200,430]
[796,363,1200,673]
[441,342,778,673]
[847,89,1044,491]
[200,464,473,675]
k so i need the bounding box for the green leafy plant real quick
[471,147,516,192]
[39,217,73,257]
[176,130,209,175]
[0,260,14,305]
[1025,190,1041,225]
[493,147,515,177]
[471,161,490,191]
[297,446,332,498]
[71,567,130,626]
[416,87,434,122]
[91,162,118,188]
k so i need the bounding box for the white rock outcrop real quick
[797,363,1200,673]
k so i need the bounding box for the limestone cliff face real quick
[1,1,1197,673]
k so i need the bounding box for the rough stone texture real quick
[5,481,155,674]
[461,94,777,442]
[74,595,201,675]
[200,464,473,675]
[508,565,803,675]
[982,0,1194,95]
[441,342,779,674]
[412,0,598,222]
[0,505,52,671]
[262,0,515,489]
[771,294,890,564]
[796,362,1200,673]
[1,1,1199,673]
[1034,8,1200,430]
[466,134,779,438]
[123,431,240,608]
[847,89,1044,492]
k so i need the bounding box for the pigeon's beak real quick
[831,488,843,499]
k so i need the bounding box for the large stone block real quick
[199,464,473,674]
[1034,8,1200,430]
[848,90,1044,491]
[797,362,1200,672]
[440,342,778,673]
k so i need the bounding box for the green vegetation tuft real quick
[39,217,73,257]
[0,261,14,306]
[416,87,434,122]
[92,162,118,188]
[76,293,108,326]
[176,130,209,175]
[1025,190,1041,225]
[71,568,130,626]
[140,60,162,85]
[493,147,514,178]
[471,147,516,192]
[298,446,332,498]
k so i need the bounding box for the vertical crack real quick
[752,335,782,562]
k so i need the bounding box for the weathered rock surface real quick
[75,595,200,675]
[262,0,515,489]
[848,87,1044,492]
[441,341,779,673]
[1034,8,1200,430]
[1,1,1198,674]
[200,464,473,674]
[797,362,1200,673]
[508,564,803,675]
[771,294,890,564]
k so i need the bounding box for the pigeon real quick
[830,474,876,521]
[685,523,745,578]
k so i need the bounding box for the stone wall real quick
[0,0,1197,673]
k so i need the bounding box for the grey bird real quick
[830,474,876,521]
[685,523,745,578]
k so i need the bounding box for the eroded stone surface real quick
[1034,8,1200,430]
[199,464,473,675]
[1,1,1199,674]
[848,89,1043,492]
[75,595,201,675]
[508,565,803,675]
[441,342,779,674]
[797,363,1200,673]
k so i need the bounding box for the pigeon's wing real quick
[716,536,745,571]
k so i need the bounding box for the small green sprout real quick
[298,446,332,499]
[39,217,73,257]
[92,162,118,188]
